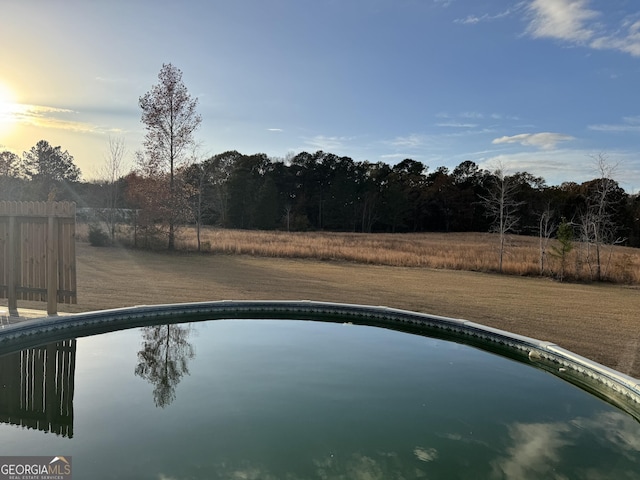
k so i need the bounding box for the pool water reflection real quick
[1,319,639,479]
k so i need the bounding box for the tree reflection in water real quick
[135,324,195,408]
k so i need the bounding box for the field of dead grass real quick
[78,223,640,283]
[139,227,640,284]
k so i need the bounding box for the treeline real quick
[2,144,639,248]
[137,150,640,247]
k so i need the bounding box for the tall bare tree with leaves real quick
[139,63,201,250]
[480,165,524,273]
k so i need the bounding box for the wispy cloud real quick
[526,0,598,43]
[460,111,485,119]
[7,103,99,133]
[589,116,640,133]
[389,134,427,148]
[437,111,519,122]
[590,18,640,57]
[492,132,574,149]
[490,113,521,121]
[524,0,640,57]
[436,122,478,128]
[304,135,353,151]
[267,128,283,132]
[455,6,518,25]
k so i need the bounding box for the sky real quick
[1,0,639,190]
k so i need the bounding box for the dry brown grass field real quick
[112,225,640,284]
[12,226,640,380]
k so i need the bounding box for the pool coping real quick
[0,300,639,420]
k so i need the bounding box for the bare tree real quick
[579,154,626,281]
[139,63,202,250]
[192,164,207,251]
[538,203,556,275]
[480,165,524,273]
[181,148,210,252]
[101,136,127,241]
[283,202,293,232]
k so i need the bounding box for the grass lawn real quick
[7,241,640,379]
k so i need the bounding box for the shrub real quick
[88,224,111,247]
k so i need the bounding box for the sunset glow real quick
[0,82,21,145]
[0,82,18,122]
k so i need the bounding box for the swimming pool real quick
[1,301,639,479]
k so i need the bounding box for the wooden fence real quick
[0,201,77,314]
[0,339,76,438]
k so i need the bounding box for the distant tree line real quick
[152,150,640,249]
[1,144,639,250]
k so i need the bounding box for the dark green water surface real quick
[1,319,639,479]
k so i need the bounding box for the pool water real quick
[1,319,639,479]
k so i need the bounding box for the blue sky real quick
[1,0,639,190]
